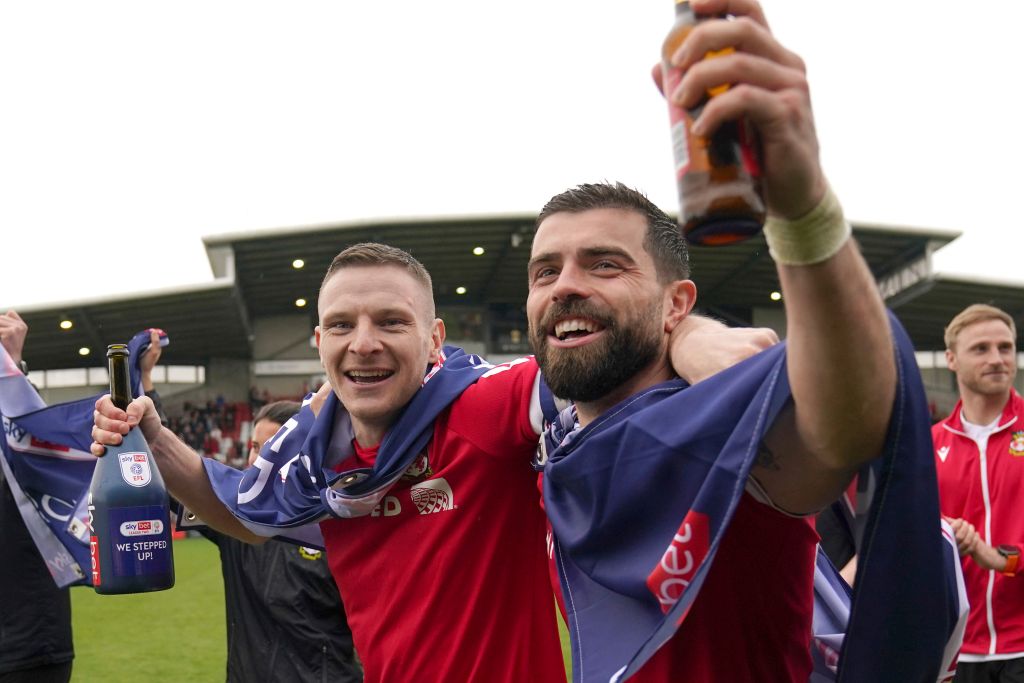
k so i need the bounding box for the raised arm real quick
[0,310,28,366]
[92,395,266,544]
[666,0,894,512]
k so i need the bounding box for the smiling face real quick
[946,318,1017,401]
[526,207,694,418]
[315,264,444,446]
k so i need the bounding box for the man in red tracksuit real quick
[934,303,1024,682]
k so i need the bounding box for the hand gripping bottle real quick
[88,344,174,593]
[663,0,766,245]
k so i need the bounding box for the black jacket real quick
[203,530,361,683]
[0,472,74,675]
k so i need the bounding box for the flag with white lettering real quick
[201,346,514,545]
[0,330,167,587]
[543,313,964,683]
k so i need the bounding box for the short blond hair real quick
[944,304,1017,351]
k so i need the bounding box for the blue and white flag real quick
[202,346,510,546]
[0,330,167,587]
[542,313,965,683]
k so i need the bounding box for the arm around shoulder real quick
[147,427,267,544]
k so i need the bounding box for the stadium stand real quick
[5,215,1023,418]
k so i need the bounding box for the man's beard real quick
[963,370,1015,398]
[530,299,663,403]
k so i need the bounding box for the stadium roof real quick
[14,215,1020,371]
[888,273,1024,349]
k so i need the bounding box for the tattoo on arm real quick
[755,441,782,471]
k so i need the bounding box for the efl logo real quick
[118,452,152,488]
[645,510,710,613]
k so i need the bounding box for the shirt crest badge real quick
[1010,431,1024,457]
[402,452,432,480]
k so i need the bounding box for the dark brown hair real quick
[253,400,301,427]
[536,182,689,282]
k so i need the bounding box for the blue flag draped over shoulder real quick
[201,346,507,545]
[0,329,168,587]
[543,313,965,683]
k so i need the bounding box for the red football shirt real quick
[546,489,817,681]
[321,359,565,683]
[631,493,818,681]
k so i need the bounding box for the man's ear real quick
[428,319,446,364]
[664,279,698,333]
[945,348,957,372]
[314,326,322,351]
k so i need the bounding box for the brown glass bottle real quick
[662,0,765,246]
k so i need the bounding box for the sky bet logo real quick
[645,510,710,612]
[119,519,164,537]
[2,416,26,442]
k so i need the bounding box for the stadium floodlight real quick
[78,347,90,356]
[295,298,307,308]
[455,286,467,295]
[770,291,782,301]
[292,259,305,269]
[60,319,73,330]
[472,246,485,256]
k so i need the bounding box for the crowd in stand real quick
[165,395,262,469]
[156,387,313,469]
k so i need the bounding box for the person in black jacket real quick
[0,311,74,683]
[202,400,361,683]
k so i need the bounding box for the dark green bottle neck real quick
[108,353,132,411]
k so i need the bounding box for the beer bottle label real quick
[106,505,172,577]
[664,67,692,177]
[117,451,153,487]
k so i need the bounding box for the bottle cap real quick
[106,344,129,358]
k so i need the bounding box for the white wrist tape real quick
[763,186,852,266]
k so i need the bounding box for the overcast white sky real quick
[2,0,1022,311]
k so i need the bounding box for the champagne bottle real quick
[88,344,174,594]
[662,0,766,246]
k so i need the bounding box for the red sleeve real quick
[440,357,540,459]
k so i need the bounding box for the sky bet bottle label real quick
[88,495,173,587]
[106,506,171,577]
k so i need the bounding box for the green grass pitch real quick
[70,536,226,682]
[70,536,572,681]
